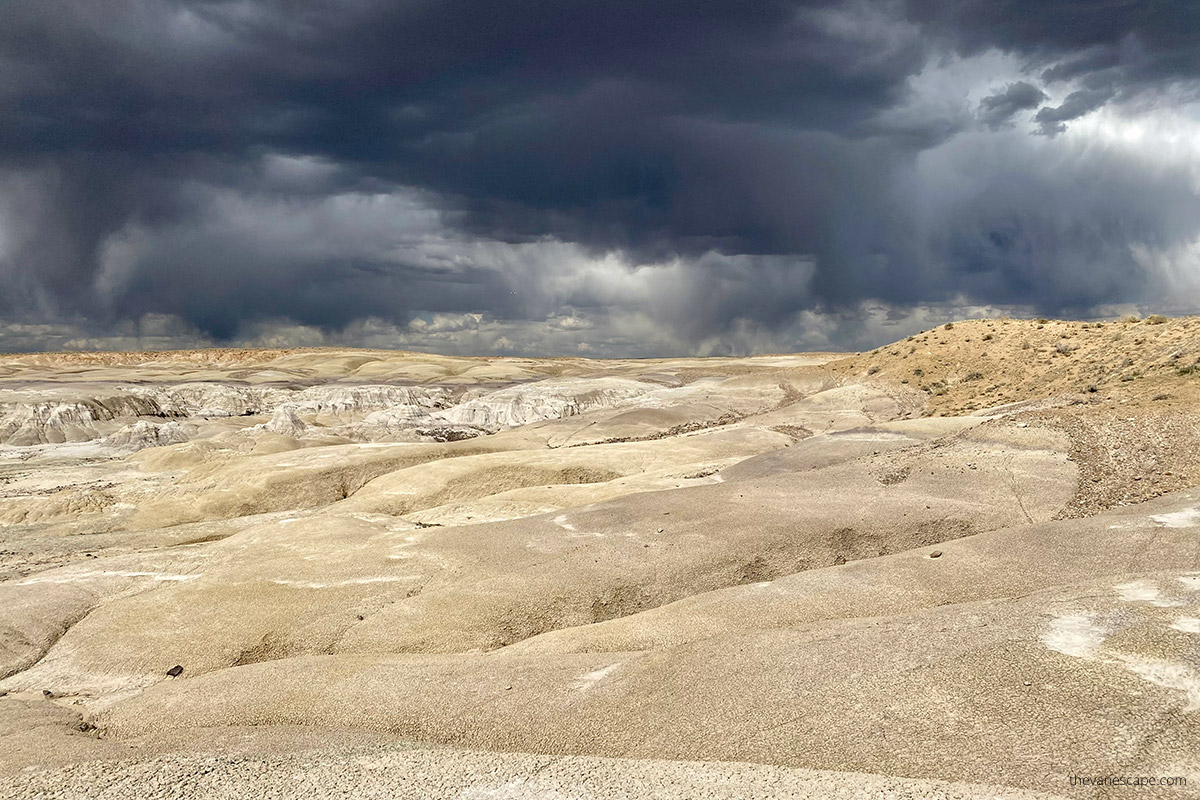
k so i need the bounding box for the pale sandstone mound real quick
[0,416,1074,699]
[258,406,308,438]
[101,420,195,451]
[431,377,657,431]
[0,394,169,445]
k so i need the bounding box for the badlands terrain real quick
[1,316,1199,798]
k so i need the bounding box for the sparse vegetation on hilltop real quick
[839,315,1200,417]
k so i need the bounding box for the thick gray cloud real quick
[978,82,1048,129]
[1034,87,1117,135]
[1,0,1199,353]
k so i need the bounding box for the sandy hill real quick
[839,316,1200,519]
[839,315,1200,414]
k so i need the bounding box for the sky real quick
[2,0,1199,356]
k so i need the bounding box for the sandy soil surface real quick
[2,318,1199,798]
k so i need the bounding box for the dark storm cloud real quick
[910,0,1200,122]
[1040,47,1123,85]
[1034,86,1118,136]
[907,0,1200,76]
[1,0,1200,350]
[978,82,1048,129]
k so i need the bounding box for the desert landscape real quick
[6,0,1200,795]
[0,315,1196,798]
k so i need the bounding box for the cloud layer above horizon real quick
[2,0,1200,354]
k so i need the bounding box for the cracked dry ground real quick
[2,318,1200,799]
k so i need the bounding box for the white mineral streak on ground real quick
[1042,613,1107,658]
[17,570,203,585]
[1150,508,1200,528]
[572,663,622,692]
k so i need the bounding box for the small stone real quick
[1023,681,1032,686]
[657,528,664,533]
[42,690,54,698]
[356,615,364,621]
[166,665,184,678]
[929,551,942,559]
